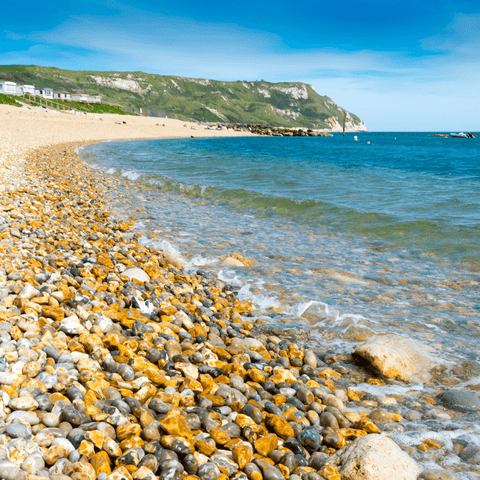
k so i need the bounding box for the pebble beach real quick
[0,105,478,480]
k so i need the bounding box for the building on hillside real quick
[17,85,35,95]
[88,95,102,104]
[0,81,17,95]
[35,88,54,99]
[16,85,35,95]
[53,92,71,100]
[70,93,102,104]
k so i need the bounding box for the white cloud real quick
[421,13,480,56]
[21,10,414,80]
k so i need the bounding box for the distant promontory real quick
[0,65,366,131]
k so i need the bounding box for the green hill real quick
[0,65,366,131]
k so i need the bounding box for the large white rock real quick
[354,333,432,382]
[224,257,245,267]
[325,434,419,480]
[122,267,150,283]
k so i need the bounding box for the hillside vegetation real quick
[0,65,366,130]
[0,93,23,107]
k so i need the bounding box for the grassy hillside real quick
[0,93,23,107]
[0,65,366,130]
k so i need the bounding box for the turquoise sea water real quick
[86,133,480,262]
[82,132,480,474]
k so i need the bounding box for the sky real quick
[1,0,480,131]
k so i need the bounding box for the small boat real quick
[450,132,474,138]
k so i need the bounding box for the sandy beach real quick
[0,106,466,480]
[0,104,253,152]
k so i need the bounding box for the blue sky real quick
[1,0,480,131]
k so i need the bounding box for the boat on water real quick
[450,132,475,138]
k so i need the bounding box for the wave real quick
[83,159,480,262]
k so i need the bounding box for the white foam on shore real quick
[351,382,424,399]
[122,169,142,181]
[218,270,245,287]
[237,284,281,309]
[139,237,187,267]
[186,255,218,270]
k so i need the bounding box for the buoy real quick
[367,141,370,144]
[354,136,358,141]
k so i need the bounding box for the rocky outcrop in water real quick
[208,123,334,137]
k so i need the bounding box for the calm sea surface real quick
[82,133,480,476]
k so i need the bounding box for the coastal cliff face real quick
[0,65,367,131]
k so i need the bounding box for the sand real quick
[0,104,253,152]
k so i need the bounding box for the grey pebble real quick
[459,446,480,464]
[21,453,45,474]
[437,391,480,413]
[5,423,31,439]
[198,462,221,480]
[0,459,26,480]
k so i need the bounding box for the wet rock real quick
[458,446,480,464]
[354,334,432,382]
[419,471,461,480]
[325,434,419,480]
[320,412,339,431]
[437,391,480,413]
[224,257,244,267]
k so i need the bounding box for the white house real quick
[70,93,89,102]
[88,95,102,104]
[35,87,54,99]
[16,85,35,95]
[53,92,71,100]
[70,93,102,104]
[0,81,17,95]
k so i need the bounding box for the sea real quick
[81,132,480,476]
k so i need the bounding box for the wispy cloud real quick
[18,13,418,82]
[3,7,480,130]
[421,13,480,55]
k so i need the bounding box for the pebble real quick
[0,141,468,479]
[458,446,480,464]
[0,459,26,480]
[8,397,38,411]
[198,462,221,480]
[437,391,480,412]
[5,423,31,439]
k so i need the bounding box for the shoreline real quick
[0,109,473,479]
[0,104,255,155]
